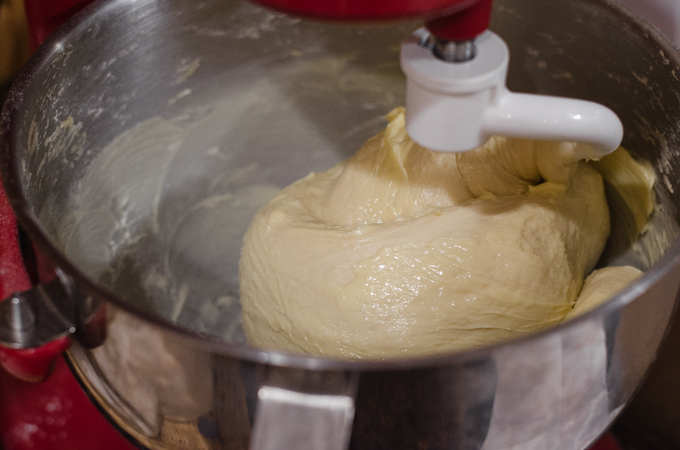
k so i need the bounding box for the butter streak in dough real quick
[239,108,645,359]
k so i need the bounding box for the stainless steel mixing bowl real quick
[2,0,680,448]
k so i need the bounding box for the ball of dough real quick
[239,108,612,359]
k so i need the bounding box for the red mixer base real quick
[0,356,133,450]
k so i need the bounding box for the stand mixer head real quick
[252,0,624,154]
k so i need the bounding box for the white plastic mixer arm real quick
[483,89,623,158]
[401,30,624,157]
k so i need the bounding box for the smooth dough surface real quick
[239,108,648,359]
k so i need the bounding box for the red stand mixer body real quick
[249,0,494,41]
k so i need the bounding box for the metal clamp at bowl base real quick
[251,367,359,450]
[0,269,76,349]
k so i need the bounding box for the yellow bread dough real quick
[566,266,643,320]
[239,108,648,359]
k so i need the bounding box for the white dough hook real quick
[401,29,624,156]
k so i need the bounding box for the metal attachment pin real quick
[7,295,36,331]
